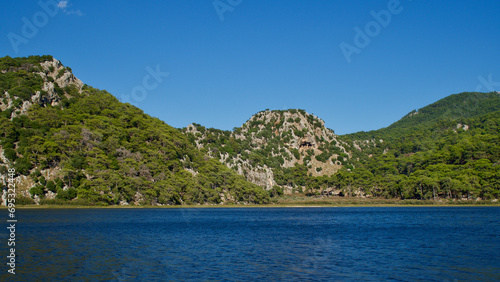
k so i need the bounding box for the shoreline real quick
[5,196,499,209]
[6,202,500,209]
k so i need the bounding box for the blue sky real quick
[1,0,499,134]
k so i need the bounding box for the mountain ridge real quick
[0,55,270,206]
[1,55,499,205]
[183,95,500,199]
[183,108,352,193]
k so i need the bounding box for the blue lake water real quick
[1,207,499,281]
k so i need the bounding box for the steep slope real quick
[0,56,270,205]
[346,92,500,142]
[184,93,500,200]
[340,92,500,200]
[342,92,500,158]
[2,55,497,204]
[183,109,352,194]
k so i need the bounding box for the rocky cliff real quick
[0,56,271,206]
[0,57,83,117]
[183,109,353,193]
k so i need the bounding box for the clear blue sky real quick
[1,0,499,134]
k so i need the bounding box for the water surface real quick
[1,207,499,281]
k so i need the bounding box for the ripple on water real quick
[1,207,498,281]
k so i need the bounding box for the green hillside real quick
[346,92,500,142]
[0,55,269,206]
[182,92,500,201]
[182,109,352,196]
[341,92,500,200]
[1,55,498,205]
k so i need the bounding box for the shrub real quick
[46,180,57,192]
[39,198,92,206]
[15,196,35,205]
[29,185,45,197]
[9,86,32,100]
[269,186,284,197]
[56,188,77,200]
[56,69,65,79]
[294,129,304,138]
[11,99,23,108]
[3,148,17,162]
[39,175,46,186]
[14,157,32,174]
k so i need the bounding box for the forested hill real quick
[340,92,500,200]
[183,91,500,200]
[1,55,498,205]
[182,109,353,195]
[345,92,500,142]
[0,55,270,206]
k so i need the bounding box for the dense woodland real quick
[0,55,499,205]
[342,92,500,200]
[184,93,500,200]
[0,56,270,205]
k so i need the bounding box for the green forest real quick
[341,92,500,200]
[184,94,500,201]
[0,55,499,206]
[0,55,270,206]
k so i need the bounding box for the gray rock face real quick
[231,157,276,190]
[0,57,88,203]
[184,109,352,191]
[38,58,84,106]
[1,58,84,118]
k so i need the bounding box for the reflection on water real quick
[1,207,499,281]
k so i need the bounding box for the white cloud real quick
[57,1,68,9]
[57,1,84,16]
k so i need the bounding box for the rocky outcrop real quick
[184,109,352,191]
[1,58,84,118]
[0,57,88,204]
[39,58,83,90]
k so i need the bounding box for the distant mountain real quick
[182,109,352,194]
[184,92,500,200]
[0,55,269,206]
[346,91,500,142]
[1,55,498,205]
[342,92,500,200]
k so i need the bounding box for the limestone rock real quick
[183,109,352,190]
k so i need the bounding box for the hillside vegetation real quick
[0,55,269,206]
[183,109,352,195]
[342,92,500,200]
[185,93,500,201]
[1,55,498,206]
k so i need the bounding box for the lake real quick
[1,207,499,281]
